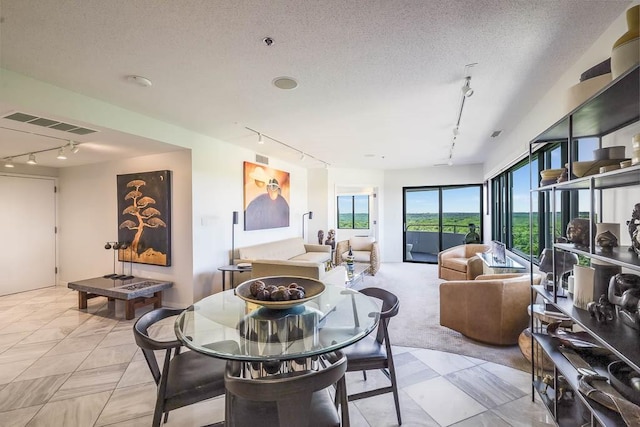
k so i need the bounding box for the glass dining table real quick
[174,283,380,375]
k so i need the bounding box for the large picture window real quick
[337,195,369,229]
[491,137,599,262]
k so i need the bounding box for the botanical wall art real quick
[243,161,290,231]
[117,170,172,266]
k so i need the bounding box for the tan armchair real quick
[335,236,380,275]
[439,273,541,345]
[437,244,490,281]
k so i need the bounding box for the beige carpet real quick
[351,262,531,372]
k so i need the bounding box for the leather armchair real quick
[335,236,380,275]
[439,273,541,345]
[438,243,490,280]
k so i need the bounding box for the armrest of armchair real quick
[335,240,349,265]
[370,241,380,275]
[304,244,331,253]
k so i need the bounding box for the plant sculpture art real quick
[119,179,167,256]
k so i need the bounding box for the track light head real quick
[257,133,264,144]
[27,153,37,165]
[57,147,67,160]
[70,140,80,154]
[462,76,474,97]
[4,157,14,168]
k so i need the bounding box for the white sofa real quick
[235,237,345,285]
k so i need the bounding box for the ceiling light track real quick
[1,128,82,167]
[245,127,330,168]
[447,63,477,166]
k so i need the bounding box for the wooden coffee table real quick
[68,276,173,320]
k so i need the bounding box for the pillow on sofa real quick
[349,236,375,251]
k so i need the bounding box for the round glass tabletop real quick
[174,284,380,362]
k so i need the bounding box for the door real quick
[404,188,440,262]
[404,185,482,263]
[0,175,56,296]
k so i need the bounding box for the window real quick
[491,137,599,262]
[337,195,369,229]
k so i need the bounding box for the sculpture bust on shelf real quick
[464,223,481,244]
[317,230,324,245]
[627,203,640,256]
[324,229,335,249]
[566,218,596,248]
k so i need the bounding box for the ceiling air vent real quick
[255,154,269,165]
[3,112,98,136]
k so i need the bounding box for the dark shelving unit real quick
[528,64,640,426]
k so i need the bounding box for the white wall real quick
[2,70,312,305]
[484,3,637,178]
[58,150,194,306]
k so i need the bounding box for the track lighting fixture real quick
[244,127,330,168]
[461,76,474,98]
[1,140,82,166]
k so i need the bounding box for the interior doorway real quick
[403,184,482,263]
[0,175,56,296]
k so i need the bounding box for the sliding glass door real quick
[403,185,482,263]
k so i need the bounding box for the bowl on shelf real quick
[571,159,629,177]
[235,276,325,310]
[599,164,620,174]
[540,168,565,180]
[593,146,626,160]
[621,159,633,168]
[608,360,640,406]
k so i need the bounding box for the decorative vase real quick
[573,265,595,310]
[611,5,639,79]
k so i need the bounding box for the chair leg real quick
[152,400,164,427]
[337,376,350,427]
[163,412,169,423]
[362,370,367,381]
[387,364,402,425]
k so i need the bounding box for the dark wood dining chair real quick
[342,287,401,425]
[224,351,349,427]
[133,308,238,427]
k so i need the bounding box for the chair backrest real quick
[349,236,375,251]
[358,288,399,345]
[133,307,184,385]
[225,351,347,426]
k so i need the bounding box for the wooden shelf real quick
[534,285,640,372]
[533,334,626,427]
[554,243,640,272]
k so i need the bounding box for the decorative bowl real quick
[571,159,629,177]
[540,168,564,179]
[593,146,625,160]
[621,159,633,168]
[608,361,640,406]
[235,276,325,310]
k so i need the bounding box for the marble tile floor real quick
[0,286,556,426]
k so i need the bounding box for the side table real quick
[218,265,252,291]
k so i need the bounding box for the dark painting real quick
[117,170,171,266]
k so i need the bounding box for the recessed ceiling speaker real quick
[273,77,298,90]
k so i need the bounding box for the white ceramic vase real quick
[611,5,639,80]
[573,265,595,310]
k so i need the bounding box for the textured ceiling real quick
[0,0,631,169]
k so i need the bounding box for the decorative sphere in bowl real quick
[235,276,325,310]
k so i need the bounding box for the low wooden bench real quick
[68,276,173,320]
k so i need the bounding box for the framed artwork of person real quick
[243,161,291,231]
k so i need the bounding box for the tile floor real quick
[0,286,555,426]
